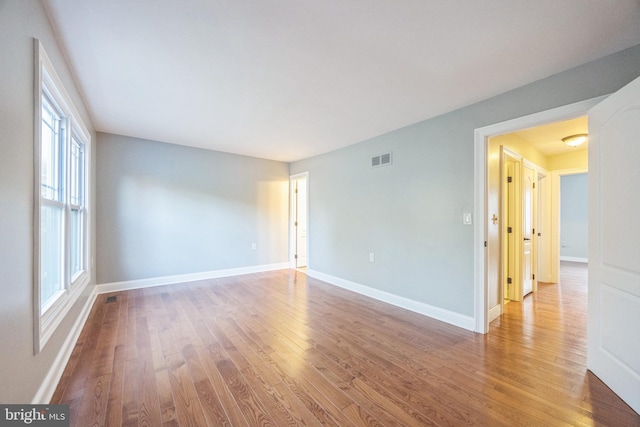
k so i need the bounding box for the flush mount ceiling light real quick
[562,133,588,147]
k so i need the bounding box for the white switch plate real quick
[369,253,375,262]
[251,243,257,250]
[463,213,472,225]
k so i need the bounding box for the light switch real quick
[463,213,472,225]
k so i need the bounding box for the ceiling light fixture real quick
[562,133,588,147]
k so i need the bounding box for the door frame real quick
[474,95,607,333]
[289,172,309,268]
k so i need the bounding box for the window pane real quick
[41,97,62,202]
[70,208,83,277]
[41,204,64,309]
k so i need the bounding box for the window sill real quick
[37,272,90,353]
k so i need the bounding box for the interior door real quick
[536,171,551,284]
[502,149,520,302]
[294,177,308,268]
[588,75,640,413]
[522,163,536,297]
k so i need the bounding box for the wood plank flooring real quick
[52,263,639,426]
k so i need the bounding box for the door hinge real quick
[532,274,535,280]
[533,182,536,189]
[484,241,487,248]
[507,277,512,284]
[507,226,513,233]
[294,254,298,259]
[294,221,298,226]
[532,228,535,235]
[507,176,513,183]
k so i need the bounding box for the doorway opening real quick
[473,96,605,333]
[290,173,308,269]
[489,118,588,323]
[558,172,589,263]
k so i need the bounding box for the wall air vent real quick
[371,152,393,168]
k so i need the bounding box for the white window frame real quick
[33,40,91,353]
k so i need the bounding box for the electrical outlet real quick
[251,243,257,250]
[369,252,375,262]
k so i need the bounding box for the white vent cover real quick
[371,152,392,168]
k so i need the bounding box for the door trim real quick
[473,95,607,333]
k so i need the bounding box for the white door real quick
[502,150,520,302]
[536,171,552,284]
[522,163,536,297]
[588,75,640,413]
[294,177,308,268]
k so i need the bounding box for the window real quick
[34,40,91,353]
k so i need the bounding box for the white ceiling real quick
[43,0,640,162]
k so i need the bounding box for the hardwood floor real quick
[52,263,639,426]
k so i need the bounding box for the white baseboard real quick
[96,262,290,294]
[306,269,475,332]
[488,304,502,322]
[560,256,588,263]
[32,284,97,404]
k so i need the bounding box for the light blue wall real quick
[96,133,290,283]
[291,44,640,317]
[561,173,588,259]
[0,0,96,402]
